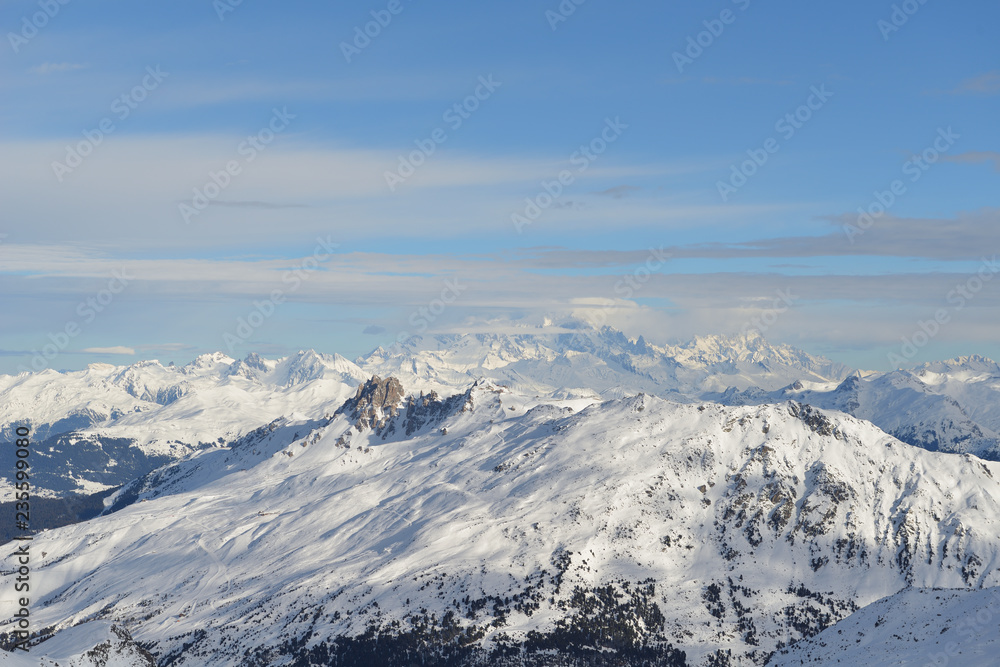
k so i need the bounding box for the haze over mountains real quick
[2,327,1000,665]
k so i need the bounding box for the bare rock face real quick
[335,376,406,432]
[399,388,475,437]
[333,376,487,444]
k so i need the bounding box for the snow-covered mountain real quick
[356,327,853,399]
[5,327,999,503]
[0,349,367,447]
[0,329,853,501]
[7,377,1000,666]
[0,350,365,498]
[909,355,1000,434]
[350,326,996,464]
[717,362,1000,460]
[769,587,1000,666]
[358,328,1000,460]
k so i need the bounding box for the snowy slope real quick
[768,587,1000,666]
[0,621,155,666]
[7,379,1000,666]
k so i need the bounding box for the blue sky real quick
[0,0,998,373]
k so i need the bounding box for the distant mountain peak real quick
[183,351,235,372]
[915,354,1000,374]
[243,352,270,372]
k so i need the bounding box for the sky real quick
[0,0,998,374]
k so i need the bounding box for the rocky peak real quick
[788,401,844,439]
[333,378,492,443]
[834,373,862,392]
[336,376,406,432]
[398,390,472,437]
[244,352,269,372]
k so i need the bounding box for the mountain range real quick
[2,327,1000,665]
[3,327,998,502]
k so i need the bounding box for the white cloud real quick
[82,346,135,355]
[4,244,999,351]
[0,136,731,251]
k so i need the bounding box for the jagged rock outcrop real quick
[333,376,493,442]
[335,375,406,432]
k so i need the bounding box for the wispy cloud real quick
[0,136,728,251]
[82,346,135,355]
[661,76,794,86]
[593,185,641,199]
[701,76,794,86]
[949,71,1000,95]
[135,343,198,353]
[157,74,475,110]
[940,151,1000,171]
[656,209,1000,262]
[208,201,309,210]
[29,62,89,75]
[3,242,1000,370]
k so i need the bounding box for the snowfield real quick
[769,587,1000,666]
[0,620,155,666]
